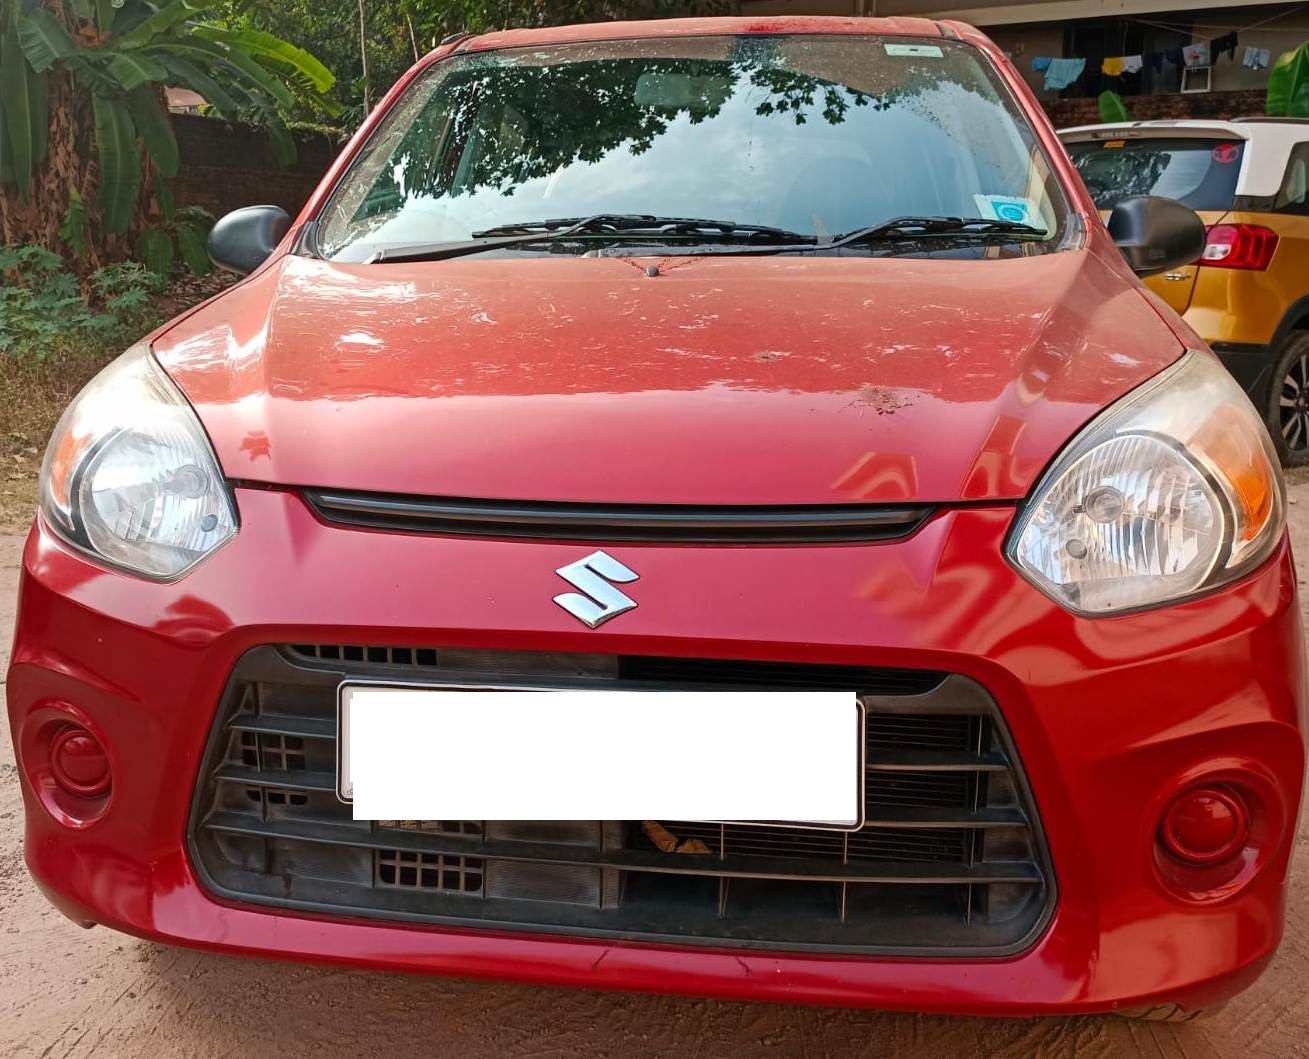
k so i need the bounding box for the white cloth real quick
[1183,42,1210,68]
[1121,54,1143,74]
[1243,46,1270,71]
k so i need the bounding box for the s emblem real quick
[553,550,639,628]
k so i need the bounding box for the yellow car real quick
[1061,118,1309,465]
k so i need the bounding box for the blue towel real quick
[1043,57,1086,90]
[1032,56,1051,72]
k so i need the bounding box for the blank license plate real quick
[339,684,863,828]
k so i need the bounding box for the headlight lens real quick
[1009,350,1283,615]
[39,343,236,579]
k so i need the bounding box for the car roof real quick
[457,16,958,54]
[1057,120,1309,198]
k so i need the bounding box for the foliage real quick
[0,244,164,357]
[222,0,729,122]
[1268,42,1309,118]
[135,187,214,276]
[0,0,337,252]
[1098,90,1131,124]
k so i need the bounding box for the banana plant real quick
[0,0,336,263]
[1268,42,1309,118]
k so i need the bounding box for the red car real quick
[7,16,1304,1020]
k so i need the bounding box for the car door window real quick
[1275,143,1309,216]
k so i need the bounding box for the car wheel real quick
[1117,1001,1227,1022]
[1269,332,1309,467]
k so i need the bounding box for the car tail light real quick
[1160,786,1249,866]
[1200,224,1279,270]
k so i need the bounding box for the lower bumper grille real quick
[188,646,1053,955]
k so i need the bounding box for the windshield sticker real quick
[1212,143,1240,164]
[884,44,943,58]
[973,195,1039,225]
[1103,140,1126,149]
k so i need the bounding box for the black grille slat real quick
[202,811,1042,885]
[304,489,933,545]
[189,647,1052,956]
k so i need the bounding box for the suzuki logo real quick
[552,550,639,628]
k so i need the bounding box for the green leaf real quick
[1268,44,1309,118]
[153,172,176,222]
[60,187,91,257]
[266,120,296,166]
[0,17,34,199]
[16,9,79,73]
[71,0,95,20]
[175,222,211,275]
[95,0,118,34]
[126,85,178,176]
[108,51,168,91]
[1097,90,1131,124]
[216,46,294,109]
[134,227,174,277]
[115,0,212,50]
[192,25,335,93]
[91,93,141,232]
[157,55,241,114]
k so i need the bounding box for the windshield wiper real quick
[826,216,1047,248]
[367,214,814,263]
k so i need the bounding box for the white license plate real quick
[338,683,864,828]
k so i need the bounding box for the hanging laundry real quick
[1043,57,1086,90]
[1182,42,1210,68]
[1243,46,1271,71]
[1121,55,1144,74]
[1032,56,1052,72]
[1211,33,1239,61]
[1101,56,1124,77]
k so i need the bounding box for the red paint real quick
[49,727,111,797]
[154,251,1181,505]
[1160,787,1250,866]
[5,17,1306,1017]
[7,495,1305,1014]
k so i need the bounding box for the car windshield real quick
[1066,137,1245,212]
[317,35,1069,261]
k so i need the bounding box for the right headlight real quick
[1008,350,1284,615]
[39,342,237,580]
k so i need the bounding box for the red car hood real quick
[155,251,1181,505]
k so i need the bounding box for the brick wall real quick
[172,114,342,221]
[1042,89,1268,129]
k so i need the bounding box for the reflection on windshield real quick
[318,36,1064,260]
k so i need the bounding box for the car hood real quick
[154,250,1181,505]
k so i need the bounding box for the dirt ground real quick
[4,488,1309,1058]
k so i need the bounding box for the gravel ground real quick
[4,486,1309,1058]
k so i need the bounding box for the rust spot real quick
[846,384,913,416]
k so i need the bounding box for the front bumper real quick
[6,487,1306,1015]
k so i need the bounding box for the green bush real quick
[0,245,164,358]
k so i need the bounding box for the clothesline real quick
[1126,3,1306,42]
[1032,29,1274,92]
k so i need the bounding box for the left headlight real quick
[39,342,237,580]
[1008,349,1284,615]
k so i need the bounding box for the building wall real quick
[738,0,1309,103]
[172,115,340,221]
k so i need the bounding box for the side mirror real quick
[1107,196,1206,278]
[208,205,292,275]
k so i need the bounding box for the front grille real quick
[189,646,1053,955]
[303,490,933,544]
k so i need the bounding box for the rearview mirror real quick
[1107,196,1206,278]
[208,205,292,275]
